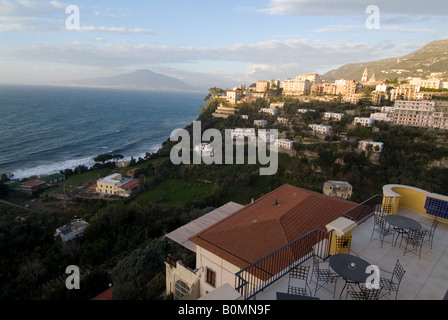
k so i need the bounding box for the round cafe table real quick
[329,254,372,299]
[385,215,422,246]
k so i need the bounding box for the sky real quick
[1,0,448,89]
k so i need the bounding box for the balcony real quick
[249,205,448,300]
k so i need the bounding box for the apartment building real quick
[370,112,392,122]
[335,80,359,95]
[194,143,215,158]
[312,82,337,95]
[260,108,278,116]
[297,108,316,113]
[254,120,268,127]
[270,102,285,109]
[323,112,344,121]
[353,117,375,127]
[296,73,320,84]
[375,83,389,92]
[256,81,270,92]
[358,140,384,153]
[393,100,436,128]
[309,124,332,135]
[280,78,312,96]
[389,84,432,101]
[226,90,242,104]
[410,77,442,89]
[96,173,140,198]
[433,101,448,130]
[277,117,290,125]
[322,181,353,200]
[274,139,295,150]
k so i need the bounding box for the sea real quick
[0,85,205,180]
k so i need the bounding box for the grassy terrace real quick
[49,168,114,194]
[136,178,214,208]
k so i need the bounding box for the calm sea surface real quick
[0,85,204,179]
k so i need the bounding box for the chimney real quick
[273,198,278,206]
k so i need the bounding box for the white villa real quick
[55,219,89,242]
[309,124,332,135]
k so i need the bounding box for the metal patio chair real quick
[346,284,383,300]
[422,217,439,250]
[379,259,406,300]
[400,228,427,259]
[370,213,394,248]
[287,265,312,297]
[310,255,340,298]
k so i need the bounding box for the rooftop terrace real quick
[254,206,448,300]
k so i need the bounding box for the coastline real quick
[0,85,204,181]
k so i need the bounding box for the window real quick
[206,268,216,287]
[174,280,190,300]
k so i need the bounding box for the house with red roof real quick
[95,173,140,198]
[165,184,371,300]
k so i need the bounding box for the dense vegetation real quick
[1,95,448,300]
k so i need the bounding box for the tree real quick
[111,238,167,300]
[94,154,124,164]
[0,181,8,198]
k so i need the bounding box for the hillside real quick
[59,69,202,92]
[322,39,448,82]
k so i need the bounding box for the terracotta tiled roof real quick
[190,184,367,270]
[120,179,140,190]
[91,287,114,300]
[22,180,46,187]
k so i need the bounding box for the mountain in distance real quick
[59,69,203,92]
[322,39,448,82]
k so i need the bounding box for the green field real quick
[50,168,114,194]
[136,178,214,208]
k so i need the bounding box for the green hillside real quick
[322,40,448,82]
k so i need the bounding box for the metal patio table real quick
[329,254,372,299]
[385,215,422,246]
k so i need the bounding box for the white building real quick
[280,78,312,96]
[358,140,384,153]
[370,112,392,122]
[254,120,268,128]
[226,90,242,104]
[270,102,285,109]
[381,106,395,114]
[309,124,332,135]
[322,181,353,200]
[274,139,295,150]
[375,84,389,92]
[297,108,316,113]
[277,117,290,125]
[323,112,344,121]
[96,173,140,198]
[393,100,436,128]
[55,219,89,242]
[353,117,375,127]
[194,143,214,157]
[260,108,278,116]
